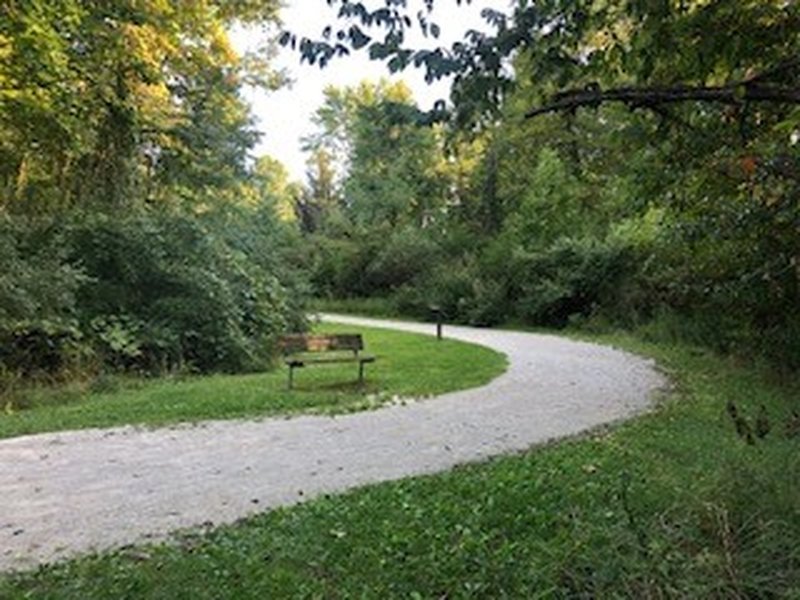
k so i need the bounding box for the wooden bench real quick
[278,333,376,390]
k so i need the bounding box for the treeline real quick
[298,0,800,369]
[3,0,798,387]
[0,1,307,386]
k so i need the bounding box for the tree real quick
[296,147,340,233]
[305,79,447,228]
[293,0,800,364]
[286,1,800,125]
[0,1,311,381]
[250,156,300,221]
[0,0,282,210]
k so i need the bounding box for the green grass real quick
[2,330,799,598]
[0,322,507,440]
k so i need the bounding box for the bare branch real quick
[524,82,800,119]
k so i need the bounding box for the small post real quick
[430,304,443,341]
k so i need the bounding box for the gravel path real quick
[0,314,666,572]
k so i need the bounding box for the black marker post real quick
[430,305,443,341]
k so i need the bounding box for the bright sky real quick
[232,1,503,182]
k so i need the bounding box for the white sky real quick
[232,1,504,182]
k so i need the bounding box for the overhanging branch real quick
[524,82,800,119]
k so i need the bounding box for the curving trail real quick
[0,314,665,572]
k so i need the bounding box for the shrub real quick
[310,235,373,298]
[0,207,308,382]
[0,322,85,379]
[67,211,302,373]
[513,236,633,326]
[0,217,88,379]
[365,226,441,292]
[410,259,480,322]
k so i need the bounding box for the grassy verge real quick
[0,322,507,440]
[2,330,798,598]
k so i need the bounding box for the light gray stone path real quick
[0,314,665,572]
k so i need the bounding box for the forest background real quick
[1,0,798,392]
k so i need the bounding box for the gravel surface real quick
[0,314,666,572]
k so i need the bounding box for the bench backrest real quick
[279,334,364,355]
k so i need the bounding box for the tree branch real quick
[524,82,800,119]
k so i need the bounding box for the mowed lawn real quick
[2,332,798,597]
[0,322,507,440]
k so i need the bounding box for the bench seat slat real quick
[286,354,375,367]
[278,333,375,389]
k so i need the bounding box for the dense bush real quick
[511,237,633,326]
[0,217,86,378]
[310,224,443,301]
[0,218,84,329]
[0,208,308,380]
[309,234,375,299]
[307,138,799,369]
[365,226,441,292]
[392,258,481,322]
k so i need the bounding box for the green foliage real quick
[0,207,307,383]
[301,0,800,366]
[0,0,312,391]
[0,217,83,327]
[392,257,480,322]
[290,1,799,126]
[507,147,583,247]
[309,232,375,298]
[511,236,633,327]
[309,297,398,319]
[68,210,302,373]
[366,226,442,292]
[300,79,448,233]
[0,0,281,210]
[344,99,446,228]
[0,217,87,378]
[89,315,144,369]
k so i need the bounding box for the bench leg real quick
[288,365,294,390]
[358,361,365,387]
